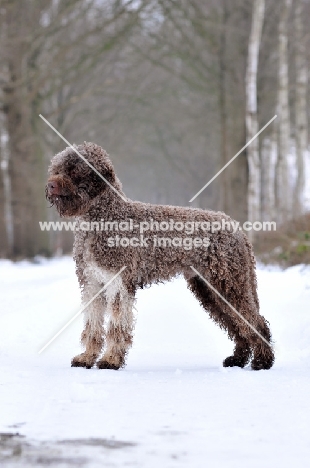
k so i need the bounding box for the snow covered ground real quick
[0,257,310,467]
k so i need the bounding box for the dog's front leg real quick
[97,290,135,370]
[71,285,105,369]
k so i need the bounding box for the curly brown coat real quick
[46,142,274,371]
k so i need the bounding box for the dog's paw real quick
[71,353,96,369]
[223,355,246,368]
[97,360,120,370]
[97,352,126,370]
[251,357,274,371]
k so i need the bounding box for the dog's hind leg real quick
[250,316,274,370]
[187,276,252,368]
[222,338,252,368]
[97,290,135,370]
[71,286,105,369]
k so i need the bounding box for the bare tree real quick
[246,0,265,240]
[261,132,277,222]
[218,0,230,215]
[276,0,292,223]
[294,0,308,216]
[0,121,13,255]
[0,0,146,257]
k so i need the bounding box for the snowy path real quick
[0,257,309,467]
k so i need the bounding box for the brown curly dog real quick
[46,142,274,371]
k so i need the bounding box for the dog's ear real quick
[82,142,116,185]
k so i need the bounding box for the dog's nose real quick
[47,181,61,195]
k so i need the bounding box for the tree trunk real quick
[219,1,230,214]
[276,0,292,224]
[294,0,308,216]
[246,0,265,241]
[261,134,277,221]
[2,3,50,258]
[0,123,14,256]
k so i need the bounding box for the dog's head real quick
[46,142,123,217]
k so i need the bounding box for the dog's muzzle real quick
[47,180,61,196]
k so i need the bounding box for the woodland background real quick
[0,0,309,261]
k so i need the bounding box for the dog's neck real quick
[80,187,128,221]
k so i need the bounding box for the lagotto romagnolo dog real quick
[46,142,275,371]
